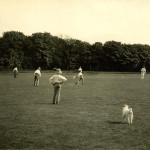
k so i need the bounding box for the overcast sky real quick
[0,0,150,44]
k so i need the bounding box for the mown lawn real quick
[0,71,150,149]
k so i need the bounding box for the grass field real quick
[0,71,150,149]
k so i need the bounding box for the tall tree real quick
[30,32,54,69]
[103,41,124,71]
[0,31,25,69]
[91,42,103,71]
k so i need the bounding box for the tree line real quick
[0,31,150,71]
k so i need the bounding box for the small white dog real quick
[122,105,133,124]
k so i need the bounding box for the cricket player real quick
[141,66,146,79]
[13,66,18,78]
[34,67,41,86]
[49,68,67,104]
[75,66,84,85]
[78,66,82,72]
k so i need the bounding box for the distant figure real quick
[141,66,146,79]
[49,68,67,104]
[34,67,41,86]
[75,66,84,85]
[13,66,18,78]
[78,66,82,72]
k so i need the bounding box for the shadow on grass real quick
[36,103,58,105]
[107,121,124,124]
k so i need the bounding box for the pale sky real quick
[0,0,150,45]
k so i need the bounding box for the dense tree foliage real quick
[0,31,150,71]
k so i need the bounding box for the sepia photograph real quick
[0,0,150,149]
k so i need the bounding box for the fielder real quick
[75,66,84,85]
[141,66,146,79]
[13,66,18,78]
[49,68,67,104]
[34,67,41,86]
[78,66,82,72]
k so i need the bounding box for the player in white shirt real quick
[75,66,84,85]
[49,68,67,104]
[13,66,18,78]
[34,67,41,86]
[141,66,146,79]
[78,66,82,72]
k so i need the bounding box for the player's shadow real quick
[107,121,124,124]
[35,103,55,105]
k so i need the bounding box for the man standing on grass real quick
[13,66,18,78]
[141,66,146,79]
[49,68,67,104]
[34,67,41,86]
[75,66,84,85]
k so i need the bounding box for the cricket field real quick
[0,71,149,149]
